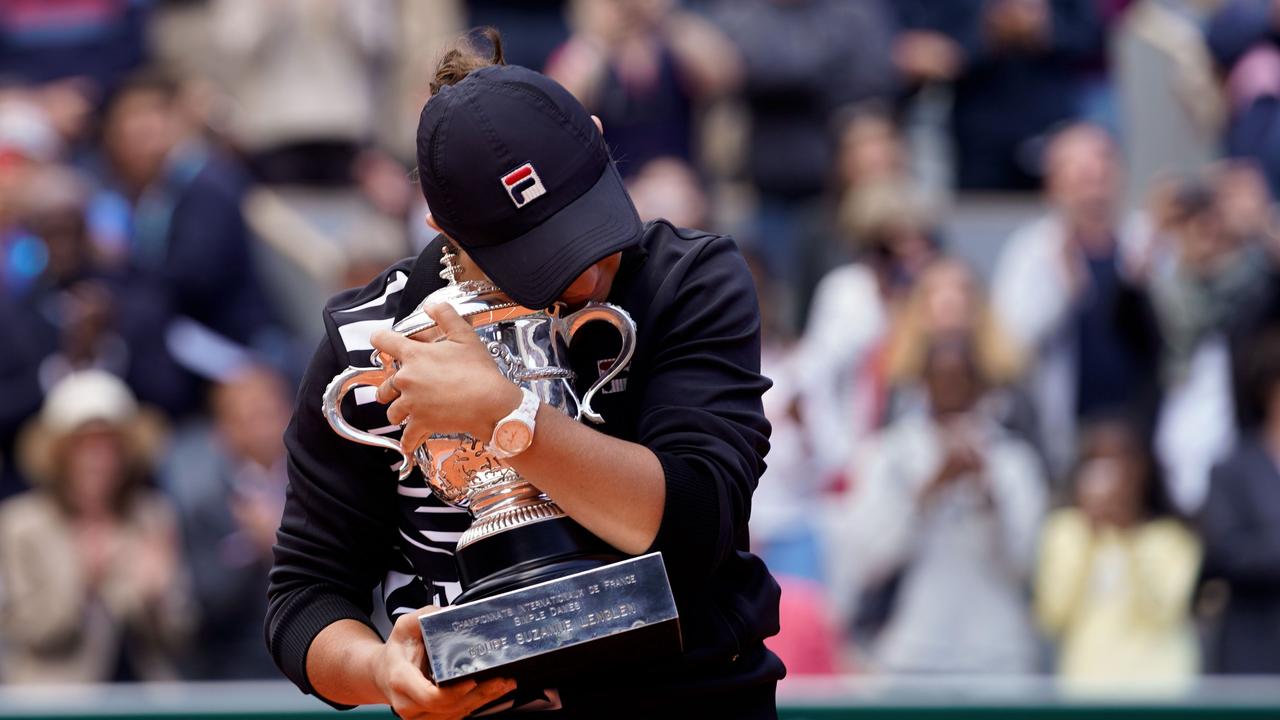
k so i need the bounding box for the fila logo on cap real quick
[501,163,546,208]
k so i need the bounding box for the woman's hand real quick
[919,425,986,507]
[74,519,116,589]
[370,304,522,453]
[374,608,516,720]
[133,524,179,605]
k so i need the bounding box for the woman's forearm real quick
[304,611,517,716]
[306,620,387,707]
[508,405,665,556]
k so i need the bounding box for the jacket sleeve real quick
[1128,521,1202,629]
[797,267,883,476]
[1035,510,1094,636]
[1200,459,1280,589]
[638,236,771,588]
[991,222,1073,350]
[843,431,920,588]
[166,171,275,345]
[265,326,401,705]
[987,439,1048,580]
[0,502,87,654]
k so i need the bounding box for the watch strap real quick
[486,386,539,458]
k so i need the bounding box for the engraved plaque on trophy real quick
[418,553,679,683]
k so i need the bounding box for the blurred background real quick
[2,0,1280,717]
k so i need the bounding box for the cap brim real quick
[463,162,643,309]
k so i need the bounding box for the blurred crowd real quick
[1,0,1280,694]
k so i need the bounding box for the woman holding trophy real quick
[266,30,782,718]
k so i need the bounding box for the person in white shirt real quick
[992,123,1161,479]
[844,335,1047,673]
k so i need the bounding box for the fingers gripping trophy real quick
[323,242,680,685]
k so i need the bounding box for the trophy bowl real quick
[322,278,681,684]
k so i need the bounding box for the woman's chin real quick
[558,271,602,305]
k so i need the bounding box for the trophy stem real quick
[454,515,622,604]
[456,497,566,551]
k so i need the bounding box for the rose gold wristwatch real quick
[486,386,539,459]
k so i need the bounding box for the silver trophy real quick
[323,273,635,555]
[321,250,681,684]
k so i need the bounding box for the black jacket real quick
[1201,437,1280,673]
[266,221,784,714]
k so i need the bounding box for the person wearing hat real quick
[266,29,783,718]
[0,370,191,683]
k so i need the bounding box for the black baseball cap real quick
[415,64,643,309]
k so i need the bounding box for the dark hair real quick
[1070,415,1178,520]
[1171,180,1217,223]
[107,67,182,111]
[430,27,505,96]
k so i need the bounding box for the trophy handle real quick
[322,359,415,480]
[563,303,637,424]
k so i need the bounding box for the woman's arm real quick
[1035,510,1096,635]
[307,613,514,718]
[0,504,86,653]
[1125,521,1201,628]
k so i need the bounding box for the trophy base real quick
[454,515,621,603]
[420,552,681,684]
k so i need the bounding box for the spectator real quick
[1150,171,1273,514]
[547,0,741,177]
[97,68,284,415]
[1114,0,1222,202]
[0,166,114,497]
[211,0,395,186]
[1152,172,1274,384]
[835,110,914,203]
[0,371,190,683]
[1,164,188,491]
[626,156,710,228]
[713,0,896,292]
[884,258,1025,394]
[0,0,149,145]
[338,211,413,292]
[1205,0,1280,198]
[797,182,941,480]
[882,258,1032,445]
[797,109,924,315]
[1,164,213,455]
[843,335,1047,673]
[1218,162,1280,431]
[992,123,1162,479]
[1200,330,1280,674]
[893,0,1103,190]
[161,366,290,679]
[1036,418,1200,688]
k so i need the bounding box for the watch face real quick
[495,420,533,455]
